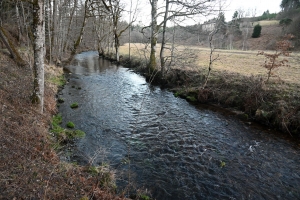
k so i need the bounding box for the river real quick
[58,51,300,200]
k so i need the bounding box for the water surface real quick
[59,51,300,199]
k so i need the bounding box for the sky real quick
[123,0,283,26]
[223,0,282,21]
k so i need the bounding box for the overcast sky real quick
[124,0,283,26]
[224,0,282,20]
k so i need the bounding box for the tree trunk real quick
[48,0,52,63]
[170,21,176,66]
[148,0,158,72]
[63,0,77,53]
[128,0,132,60]
[159,0,169,78]
[107,20,111,55]
[32,0,45,113]
[51,0,57,61]
[113,25,119,61]
[0,26,26,66]
[15,2,22,44]
[243,23,249,51]
[70,0,88,60]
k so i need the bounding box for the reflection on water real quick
[58,51,300,200]
[68,51,117,75]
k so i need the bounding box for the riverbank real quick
[0,52,127,199]
[58,52,300,199]
[113,49,300,138]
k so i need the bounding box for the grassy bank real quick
[117,44,300,137]
[0,52,127,199]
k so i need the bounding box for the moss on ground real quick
[70,102,79,108]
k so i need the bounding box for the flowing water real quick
[58,51,300,199]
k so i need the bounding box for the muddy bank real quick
[117,55,300,138]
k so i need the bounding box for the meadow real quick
[120,43,300,86]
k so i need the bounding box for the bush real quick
[252,24,262,38]
[279,18,293,26]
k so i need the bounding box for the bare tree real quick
[50,0,57,61]
[240,19,251,51]
[108,0,134,62]
[70,0,89,59]
[250,7,257,17]
[148,0,158,72]
[148,0,218,76]
[31,0,45,113]
[159,0,170,77]
[202,16,220,89]
[63,0,78,53]
[0,25,26,66]
[128,0,138,60]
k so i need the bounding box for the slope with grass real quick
[0,51,127,199]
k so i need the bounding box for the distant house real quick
[201,19,216,32]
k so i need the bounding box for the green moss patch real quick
[52,113,62,125]
[49,75,66,86]
[73,130,85,137]
[50,115,85,146]
[66,121,75,128]
[70,102,79,109]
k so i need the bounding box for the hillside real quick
[235,24,283,50]
[174,20,295,51]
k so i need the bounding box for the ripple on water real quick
[58,52,300,200]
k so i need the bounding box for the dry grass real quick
[0,52,128,199]
[119,43,151,61]
[253,20,280,26]
[120,43,300,85]
[197,48,300,84]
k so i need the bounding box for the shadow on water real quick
[58,51,300,200]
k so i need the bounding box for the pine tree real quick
[252,24,262,38]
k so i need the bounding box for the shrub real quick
[279,18,293,26]
[252,24,262,38]
[257,34,294,82]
